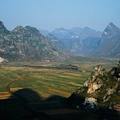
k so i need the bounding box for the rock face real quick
[0,57,4,63]
[0,21,68,61]
[67,64,120,110]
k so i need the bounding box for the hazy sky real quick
[0,0,120,32]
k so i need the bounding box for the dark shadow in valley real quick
[0,88,52,120]
[0,88,119,120]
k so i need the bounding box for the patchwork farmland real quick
[0,63,91,100]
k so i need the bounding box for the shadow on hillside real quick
[0,88,119,120]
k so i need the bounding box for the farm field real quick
[0,60,119,120]
[0,59,117,100]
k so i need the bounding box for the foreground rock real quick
[67,64,120,111]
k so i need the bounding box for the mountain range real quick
[51,27,102,55]
[40,23,120,58]
[0,21,120,62]
[40,27,101,55]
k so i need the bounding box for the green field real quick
[0,59,117,99]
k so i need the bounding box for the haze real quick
[0,0,120,32]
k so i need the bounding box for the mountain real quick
[0,21,9,34]
[51,28,79,53]
[46,34,66,52]
[51,27,73,41]
[95,22,120,58]
[51,27,102,55]
[80,37,100,55]
[69,27,102,39]
[39,29,50,37]
[50,24,120,58]
[51,27,102,41]
[0,21,68,62]
[67,23,120,58]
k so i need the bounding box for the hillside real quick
[46,34,66,52]
[95,22,120,58]
[1,21,120,61]
[67,64,120,111]
[0,21,67,62]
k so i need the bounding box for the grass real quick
[0,59,115,99]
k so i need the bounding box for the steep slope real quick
[0,21,67,61]
[46,34,66,52]
[0,21,9,34]
[95,22,120,58]
[80,37,100,55]
[51,28,81,54]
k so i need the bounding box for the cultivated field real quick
[0,59,117,100]
[0,60,119,120]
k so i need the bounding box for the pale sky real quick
[0,0,120,32]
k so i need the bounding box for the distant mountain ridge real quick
[95,22,120,58]
[0,20,120,61]
[46,26,102,55]
[41,23,120,58]
[0,21,68,61]
[51,27,102,41]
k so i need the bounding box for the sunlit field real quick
[0,60,117,100]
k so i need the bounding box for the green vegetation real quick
[0,59,116,99]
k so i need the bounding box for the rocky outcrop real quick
[0,57,4,63]
[67,64,120,111]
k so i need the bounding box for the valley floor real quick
[0,60,119,119]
